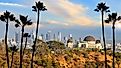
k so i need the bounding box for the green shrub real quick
[82,52,89,58]
[35,60,42,66]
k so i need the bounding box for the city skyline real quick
[0,0,121,42]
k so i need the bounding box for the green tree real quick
[116,58,121,68]
[105,13,121,68]
[94,2,110,68]
[15,15,32,68]
[82,52,89,58]
[0,11,16,68]
[35,40,49,57]
[85,61,96,68]
[47,41,65,53]
[31,1,47,68]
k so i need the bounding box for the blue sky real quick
[0,0,121,42]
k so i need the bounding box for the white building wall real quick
[96,43,102,49]
[67,42,73,48]
[78,41,102,49]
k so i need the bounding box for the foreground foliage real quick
[0,41,121,68]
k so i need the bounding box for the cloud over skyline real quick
[0,2,24,7]
[40,0,98,26]
[47,20,69,26]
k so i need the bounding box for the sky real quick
[0,0,121,43]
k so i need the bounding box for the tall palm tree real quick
[9,44,18,68]
[15,15,32,68]
[23,33,31,56]
[0,10,16,68]
[105,13,121,68]
[94,2,110,68]
[31,1,47,68]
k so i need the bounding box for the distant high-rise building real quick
[64,37,68,47]
[79,38,81,42]
[41,34,44,40]
[69,34,73,39]
[64,37,66,43]
[58,32,61,41]
[15,32,18,43]
[47,31,51,41]
[38,34,44,40]
[31,31,35,40]
[15,32,20,43]
[45,33,49,41]
[53,34,56,40]
[48,31,51,40]
[30,30,35,45]
[45,31,51,41]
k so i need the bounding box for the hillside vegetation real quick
[0,41,121,68]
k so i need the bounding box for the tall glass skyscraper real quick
[58,32,62,42]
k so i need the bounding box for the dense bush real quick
[82,52,89,58]
[0,40,120,67]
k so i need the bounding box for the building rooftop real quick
[83,36,95,41]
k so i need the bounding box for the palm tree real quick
[94,2,110,68]
[0,10,16,68]
[31,1,47,68]
[9,44,18,68]
[15,15,32,68]
[105,13,121,68]
[23,33,31,56]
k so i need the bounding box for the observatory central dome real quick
[83,36,95,41]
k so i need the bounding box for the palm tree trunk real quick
[23,37,27,57]
[112,21,116,68]
[5,19,9,68]
[31,9,40,68]
[20,26,24,68]
[101,11,107,68]
[10,50,14,68]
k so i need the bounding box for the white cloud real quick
[0,2,24,7]
[116,23,121,29]
[42,0,86,18]
[0,12,3,15]
[39,0,98,26]
[25,23,44,29]
[47,20,69,26]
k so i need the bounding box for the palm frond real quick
[112,13,117,20]
[106,10,110,13]
[42,6,47,11]
[27,20,32,25]
[117,16,121,21]
[15,19,20,24]
[94,9,99,12]
[19,15,32,26]
[105,20,109,23]
[15,24,20,28]
[23,33,29,37]
[32,6,37,12]
[0,15,6,22]
[9,14,15,21]
[4,11,10,18]
[33,1,47,11]
[23,33,31,37]
[95,2,110,12]
[20,15,27,25]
